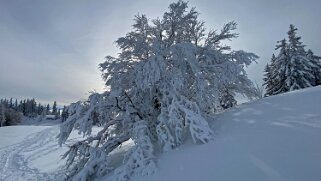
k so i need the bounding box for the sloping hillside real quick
[0,86,320,181]
[132,86,321,181]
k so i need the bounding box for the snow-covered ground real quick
[19,116,62,126]
[132,86,321,181]
[0,86,320,181]
[0,125,64,180]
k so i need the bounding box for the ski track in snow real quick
[0,126,64,181]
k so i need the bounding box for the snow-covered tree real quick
[286,24,316,90]
[263,63,271,95]
[307,49,321,86]
[272,39,290,94]
[253,81,264,99]
[4,108,22,126]
[37,103,43,115]
[61,106,69,122]
[264,25,321,96]
[14,99,18,111]
[52,101,61,119]
[52,101,57,115]
[59,1,258,180]
[0,102,22,127]
[46,104,50,115]
[219,88,237,109]
[0,103,6,127]
[9,98,13,109]
[263,54,276,96]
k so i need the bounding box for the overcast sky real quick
[1,0,320,105]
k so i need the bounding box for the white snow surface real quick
[132,86,321,181]
[0,86,320,181]
[0,125,95,181]
[19,116,62,126]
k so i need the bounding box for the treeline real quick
[0,98,65,119]
[0,98,61,117]
[0,98,67,127]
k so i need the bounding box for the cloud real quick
[0,0,320,104]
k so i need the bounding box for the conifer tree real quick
[18,100,23,112]
[219,88,237,109]
[286,24,315,90]
[46,104,50,115]
[37,103,42,115]
[307,49,321,86]
[14,99,18,111]
[52,101,57,115]
[61,106,69,122]
[264,25,321,96]
[9,98,13,109]
[22,100,26,115]
[272,39,289,94]
[0,103,6,127]
[263,54,276,96]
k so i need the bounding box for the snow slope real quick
[132,86,321,181]
[0,125,88,181]
[0,86,320,181]
[0,126,64,180]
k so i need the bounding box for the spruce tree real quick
[263,54,277,96]
[264,25,321,96]
[52,101,57,116]
[22,100,26,115]
[307,49,321,86]
[61,106,68,122]
[219,88,237,109]
[0,103,6,127]
[31,99,37,116]
[37,103,42,115]
[18,100,23,112]
[286,24,315,90]
[14,99,18,111]
[46,104,50,115]
[272,39,289,94]
[9,98,13,109]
